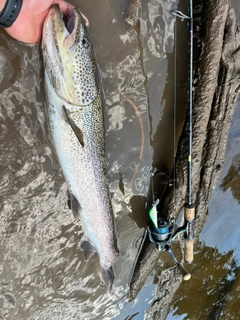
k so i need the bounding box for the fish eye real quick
[82,37,90,48]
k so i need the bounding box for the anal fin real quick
[81,241,97,261]
[101,266,115,293]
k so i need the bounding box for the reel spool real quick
[148,216,175,251]
[151,218,169,241]
[148,200,191,280]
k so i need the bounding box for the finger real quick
[80,12,89,27]
[54,0,73,13]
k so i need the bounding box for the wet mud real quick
[129,0,240,316]
[125,0,141,27]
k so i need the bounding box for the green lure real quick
[149,199,159,228]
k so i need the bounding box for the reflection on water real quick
[200,98,240,263]
[170,99,240,320]
[221,154,240,202]
[0,0,240,319]
[167,245,239,320]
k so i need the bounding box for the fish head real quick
[42,4,98,106]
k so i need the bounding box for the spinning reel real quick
[147,199,194,280]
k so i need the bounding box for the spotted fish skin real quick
[42,4,118,291]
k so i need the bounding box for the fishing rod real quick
[183,0,195,265]
[147,0,195,279]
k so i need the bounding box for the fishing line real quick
[173,8,177,213]
[135,0,155,202]
[146,0,195,279]
[187,0,193,206]
[143,5,155,204]
[173,0,195,264]
[172,1,193,207]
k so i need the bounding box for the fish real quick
[41,4,118,292]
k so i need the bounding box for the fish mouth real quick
[43,4,79,41]
[43,4,89,50]
[52,4,80,43]
[63,9,89,34]
[64,11,75,34]
[62,8,78,38]
[51,4,88,49]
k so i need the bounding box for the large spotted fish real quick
[42,4,118,291]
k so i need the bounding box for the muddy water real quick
[0,1,239,320]
[167,97,240,320]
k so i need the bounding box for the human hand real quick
[3,0,74,44]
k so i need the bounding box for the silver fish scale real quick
[46,75,117,271]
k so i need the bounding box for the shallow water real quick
[0,1,239,319]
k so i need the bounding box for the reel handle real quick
[165,245,191,280]
[177,263,191,281]
[184,205,195,264]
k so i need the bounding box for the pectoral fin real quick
[81,241,97,261]
[63,105,84,147]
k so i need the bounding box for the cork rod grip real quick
[184,205,195,264]
[184,205,195,221]
[184,239,194,264]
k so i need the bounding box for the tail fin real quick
[101,266,115,293]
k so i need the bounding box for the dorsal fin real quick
[63,105,84,147]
